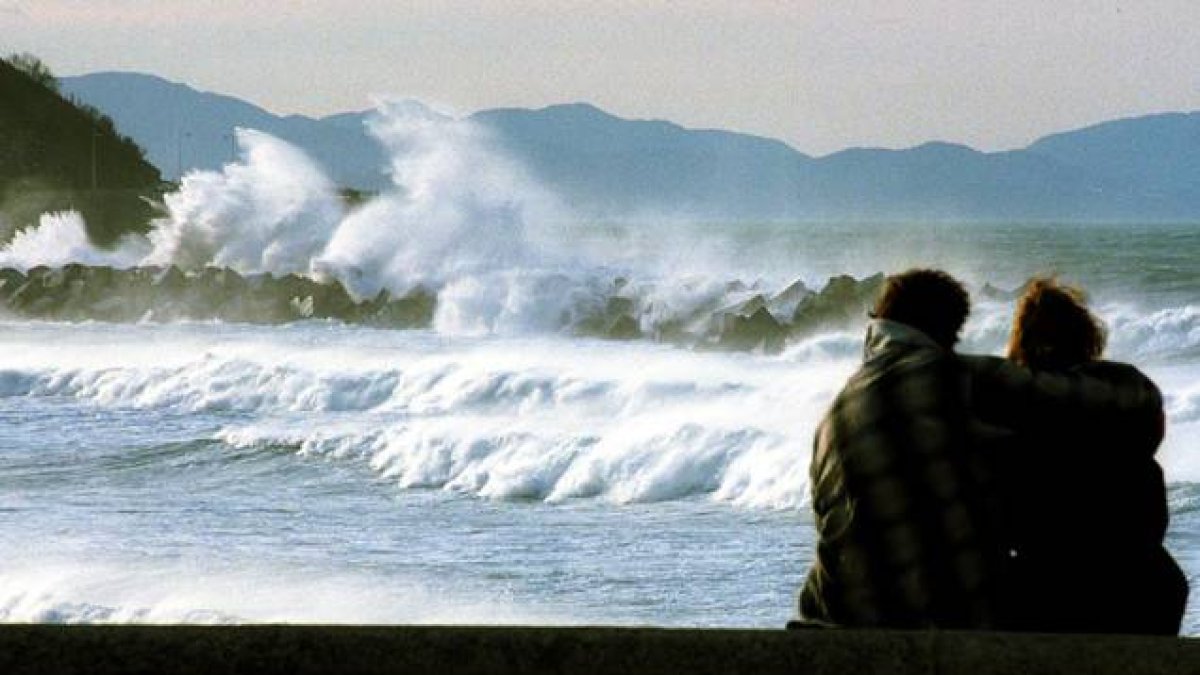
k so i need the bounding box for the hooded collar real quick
[863,318,944,360]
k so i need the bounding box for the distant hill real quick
[0,60,162,243]
[1027,112,1200,195]
[471,103,810,219]
[60,71,1200,222]
[59,72,387,190]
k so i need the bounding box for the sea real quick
[0,112,1195,632]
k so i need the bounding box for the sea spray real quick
[313,99,583,335]
[0,211,147,270]
[143,129,344,274]
[141,100,613,334]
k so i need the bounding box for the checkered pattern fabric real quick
[800,320,1000,628]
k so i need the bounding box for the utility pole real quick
[90,130,98,191]
[223,131,237,163]
[176,129,191,180]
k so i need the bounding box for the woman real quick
[999,277,1187,634]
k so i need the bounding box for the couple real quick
[798,269,1188,634]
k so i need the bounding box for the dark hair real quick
[872,269,970,349]
[1007,277,1106,370]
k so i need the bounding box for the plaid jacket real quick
[800,319,1001,628]
[798,320,1166,629]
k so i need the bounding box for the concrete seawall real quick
[0,625,1197,675]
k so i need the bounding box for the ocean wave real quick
[1164,383,1200,425]
[0,560,569,625]
[217,416,808,509]
[0,355,761,422]
[1168,484,1200,516]
[1104,303,1200,362]
[1,330,1193,511]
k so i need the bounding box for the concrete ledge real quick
[0,625,1196,675]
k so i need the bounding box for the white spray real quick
[143,129,344,274]
[0,211,147,270]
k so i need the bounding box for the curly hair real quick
[1006,277,1107,370]
[871,269,971,349]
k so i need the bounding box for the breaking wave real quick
[0,333,848,509]
[1104,303,1200,362]
[1,324,1195,507]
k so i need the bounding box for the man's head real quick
[872,269,970,350]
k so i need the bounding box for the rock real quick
[605,296,635,317]
[152,265,187,291]
[768,278,813,319]
[196,267,247,295]
[0,268,26,301]
[307,281,358,319]
[980,282,1015,301]
[714,306,787,353]
[716,293,767,319]
[574,293,643,341]
[85,295,135,321]
[290,295,315,319]
[605,314,642,340]
[365,288,436,328]
[7,266,65,315]
[790,273,884,338]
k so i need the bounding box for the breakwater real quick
[0,264,910,351]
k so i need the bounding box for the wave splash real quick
[144,129,343,274]
[0,211,147,270]
[143,101,579,325]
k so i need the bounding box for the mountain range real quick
[60,72,1200,222]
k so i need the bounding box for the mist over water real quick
[0,99,1196,631]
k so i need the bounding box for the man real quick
[798,269,1003,628]
[797,269,1169,630]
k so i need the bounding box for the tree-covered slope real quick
[0,55,162,244]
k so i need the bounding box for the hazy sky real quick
[3,0,1198,155]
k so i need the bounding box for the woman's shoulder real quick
[1070,360,1163,406]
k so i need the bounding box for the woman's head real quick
[1007,277,1107,370]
